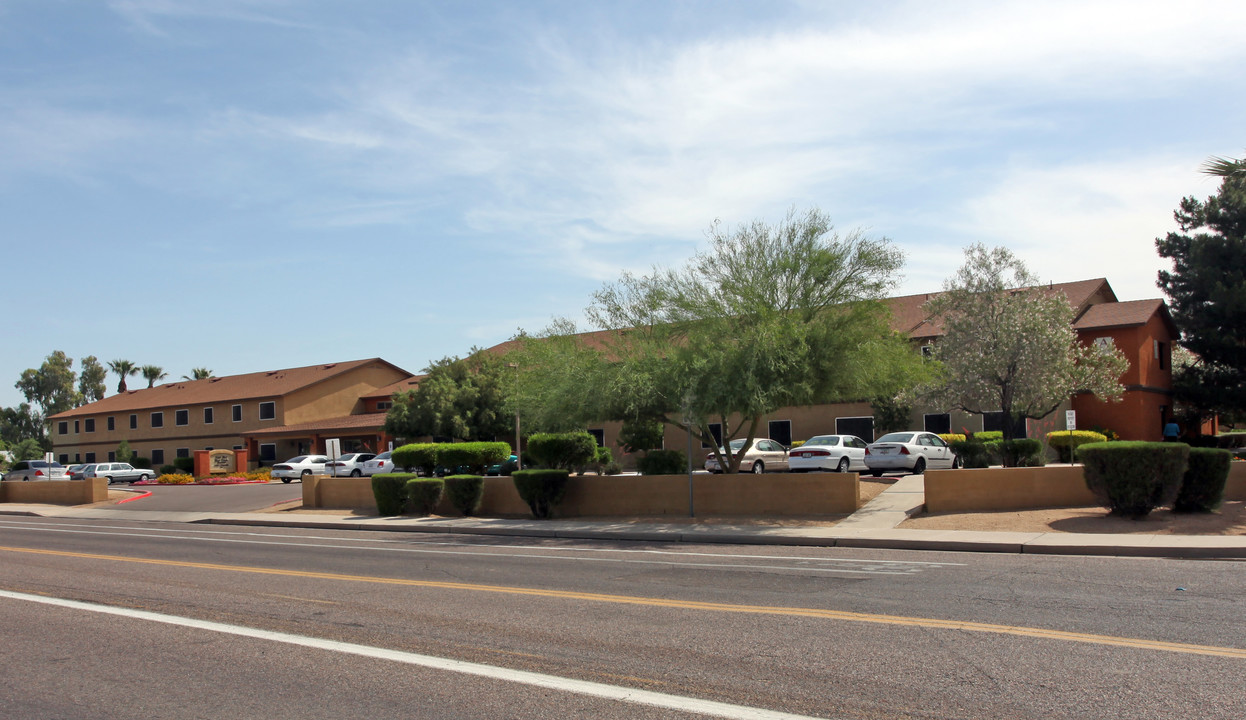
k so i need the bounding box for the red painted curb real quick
[117,491,152,504]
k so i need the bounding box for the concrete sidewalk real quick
[3,486,1244,558]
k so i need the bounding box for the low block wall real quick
[1226,462,1246,501]
[303,472,860,518]
[0,478,108,505]
[924,466,1096,513]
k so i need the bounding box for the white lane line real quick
[0,518,962,567]
[0,523,921,575]
[0,589,831,720]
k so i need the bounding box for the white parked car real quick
[864,431,960,476]
[361,451,394,476]
[323,452,376,477]
[788,435,869,473]
[270,455,330,483]
[78,462,152,484]
[704,438,790,474]
[2,460,68,481]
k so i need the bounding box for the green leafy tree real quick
[8,438,44,463]
[1156,170,1246,425]
[141,365,167,388]
[115,439,134,464]
[78,355,107,403]
[383,350,512,442]
[183,368,214,381]
[0,404,44,448]
[617,417,666,454]
[513,207,930,472]
[108,359,139,393]
[870,392,913,435]
[15,351,82,443]
[924,245,1129,454]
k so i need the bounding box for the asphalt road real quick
[0,515,1242,719]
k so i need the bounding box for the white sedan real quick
[361,451,394,476]
[864,432,960,476]
[788,435,869,473]
[323,452,376,477]
[270,455,330,483]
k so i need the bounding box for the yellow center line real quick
[5,544,1243,660]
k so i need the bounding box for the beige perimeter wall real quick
[1,478,108,505]
[304,472,860,518]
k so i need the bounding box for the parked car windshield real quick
[806,436,840,446]
[876,433,915,443]
[286,456,308,463]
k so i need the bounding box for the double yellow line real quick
[5,544,1243,660]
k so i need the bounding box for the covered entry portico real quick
[242,413,393,466]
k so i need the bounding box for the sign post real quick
[326,438,341,477]
[1065,410,1076,465]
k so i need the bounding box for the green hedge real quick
[512,469,570,519]
[1173,448,1231,513]
[173,456,195,473]
[985,438,1046,467]
[1046,430,1108,463]
[526,432,598,471]
[443,474,484,516]
[948,440,990,468]
[405,477,445,516]
[437,442,511,475]
[372,473,416,515]
[1077,442,1189,518]
[637,449,688,475]
[391,443,438,475]
[158,464,179,476]
[131,456,152,469]
[973,431,1003,442]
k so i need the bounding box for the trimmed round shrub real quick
[391,443,438,475]
[443,474,484,516]
[636,449,688,475]
[526,432,598,471]
[512,469,570,519]
[1046,430,1108,463]
[158,464,179,476]
[989,438,1045,467]
[172,456,195,473]
[1077,442,1189,518]
[603,461,622,475]
[1173,448,1231,513]
[972,431,1003,442]
[948,440,990,468]
[372,473,415,515]
[405,477,445,516]
[131,456,152,469]
[437,442,511,475]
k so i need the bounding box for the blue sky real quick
[3,0,1244,409]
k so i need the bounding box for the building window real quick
[74,453,80,463]
[836,416,876,443]
[767,420,792,447]
[108,451,116,462]
[701,423,723,449]
[232,404,242,422]
[74,420,80,433]
[58,454,68,464]
[152,449,164,465]
[130,414,138,429]
[175,409,189,426]
[982,411,1027,439]
[924,413,951,435]
[376,401,392,411]
[204,407,214,424]
[233,445,244,450]
[151,412,164,428]
[85,418,95,433]
[107,416,115,431]
[176,448,190,458]
[259,443,277,462]
[58,421,68,435]
[588,428,605,447]
[259,401,276,421]
[1157,341,1168,370]
[205,446,213,451]
[85,452,96,463]
[921,345,934,358]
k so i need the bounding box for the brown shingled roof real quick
[360,375,425,399]
[885,278,1114,340]
[1073,298,1175,333]
[51,358,412,419]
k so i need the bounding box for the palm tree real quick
[141,365,168,388]
[1201,152,1246,179]
[182,367,214,381]
[108,359,140,394]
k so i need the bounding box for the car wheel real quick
[105,476,114,485]
[912,457,927,475]
[350,469,361,477]
[301,470,312,482]
[871,469,883,477]
[952,455,962,469]
[836,457,849,473]
[751,461,764,474]
[137,473,150,483]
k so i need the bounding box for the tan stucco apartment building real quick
[49,359,413,468]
